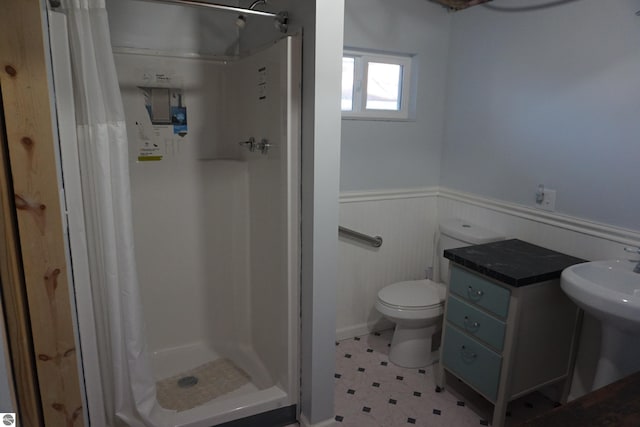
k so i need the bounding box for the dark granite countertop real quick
[444,239,586,287]
[518,370,640,426]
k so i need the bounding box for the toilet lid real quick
[378,280,442,308]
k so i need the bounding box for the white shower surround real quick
[56,34,300,426]
[119,37,300,426]
[116,54,250,371]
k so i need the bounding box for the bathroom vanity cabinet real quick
[436,239,585,427]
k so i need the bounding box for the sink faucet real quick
[624,247,640,273]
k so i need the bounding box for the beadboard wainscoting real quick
[338,187,640,399]
[337,189,439,340]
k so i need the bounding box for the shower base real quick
[157,358,251,412]
[148,341,291,427]
[150,340,272,389]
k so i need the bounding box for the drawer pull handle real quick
[463,316,480,330]
[460,345,477,361]
[467,286,484,300]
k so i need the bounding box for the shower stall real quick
[49,3,300,426]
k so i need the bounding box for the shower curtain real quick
[60,1,156,425]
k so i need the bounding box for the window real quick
[342,49,413,120]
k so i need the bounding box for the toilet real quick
[375,218,504,368]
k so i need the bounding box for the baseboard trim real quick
[336,320,394,341]
[299,413,336,427]
[217,405,296,427]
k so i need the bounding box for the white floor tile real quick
[333,330,557,427]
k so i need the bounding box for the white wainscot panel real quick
[337,191,438,340]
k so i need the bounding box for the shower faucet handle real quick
[239,137,256,152]
[256,138,272,155]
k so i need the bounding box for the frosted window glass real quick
[342,57,355,111]
[366,62,401,111]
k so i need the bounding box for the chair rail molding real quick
[438,187,640,247]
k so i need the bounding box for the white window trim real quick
[342,49,413,120]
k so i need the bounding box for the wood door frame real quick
[0,84,44,426]
[0,1,85,426]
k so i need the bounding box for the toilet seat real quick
[377,279,444,310]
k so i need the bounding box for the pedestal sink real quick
[561,259,640,390]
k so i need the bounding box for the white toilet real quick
[375,218,504,368]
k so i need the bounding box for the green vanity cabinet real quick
[445,294,506,353]
[441,324,502,401]
[449,266,510,318]
[437,239,584,427]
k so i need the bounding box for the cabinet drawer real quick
[446,295,506,352]
[442,324,502,402]
[449,266,510,318]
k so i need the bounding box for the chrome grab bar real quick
[339,226,383,248]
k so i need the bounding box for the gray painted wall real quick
[341,0,450,191]
[442,0,640,231]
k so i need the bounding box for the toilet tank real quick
[437,218,504,284]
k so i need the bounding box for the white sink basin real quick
[561,259,640,390]
[561,259,640,332]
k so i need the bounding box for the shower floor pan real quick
[148,341,289,427]
[157,358,251,412]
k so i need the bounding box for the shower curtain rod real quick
[133,0,279,17]
[48,0,279,17]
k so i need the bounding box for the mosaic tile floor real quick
[334,329,558,426]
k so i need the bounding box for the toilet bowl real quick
[375,218,504,368]
[375,279,446,368]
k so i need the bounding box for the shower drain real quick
[177,375,199,388]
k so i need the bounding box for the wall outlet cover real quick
[537,188,557,211]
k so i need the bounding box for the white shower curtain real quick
[60,1,157,425]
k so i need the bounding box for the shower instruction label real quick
[135,72,188,162]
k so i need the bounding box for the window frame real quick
[342,49,413,121]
